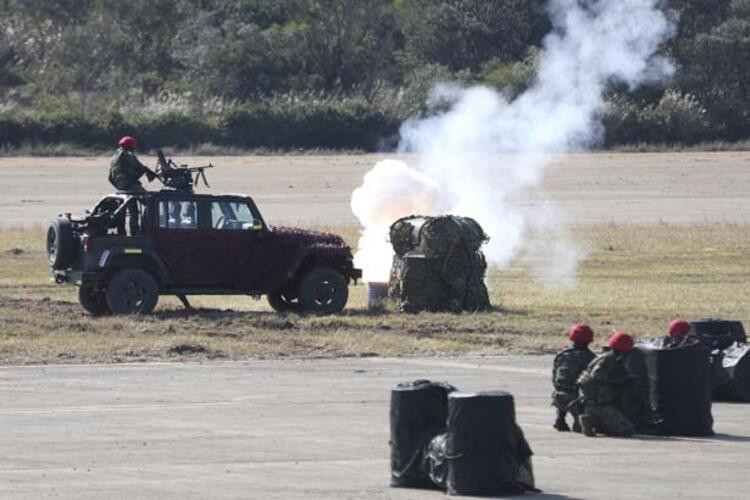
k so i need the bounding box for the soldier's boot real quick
[572,418,582,433]
[580,415,596,437]
[553,411,570,432]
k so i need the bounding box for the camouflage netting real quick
[388,215,491,313]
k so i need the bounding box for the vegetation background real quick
[1,0,749,152]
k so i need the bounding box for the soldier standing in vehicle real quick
[577,332,638,437]
[109,136,155,234]
[109,136,155,193]
[551,323,596,432]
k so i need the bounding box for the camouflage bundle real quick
[388,215,490,313]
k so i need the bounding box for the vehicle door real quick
[206,199,263,290]
[149,197,216,285]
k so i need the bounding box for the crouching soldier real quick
[664,319,692,348]
[551,323,596,432]
[577,332,637,437]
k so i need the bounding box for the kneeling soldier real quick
[578,332,637,437]
[552,323,596,432]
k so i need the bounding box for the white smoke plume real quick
[351,0,674,284]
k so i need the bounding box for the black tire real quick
[105,268,159,315]
[47,218,74,270]
[297,267,348,315]
[78,286,110,316]
[267,292,300,313]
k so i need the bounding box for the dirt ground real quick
[2,151,750,228]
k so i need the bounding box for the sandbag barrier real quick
[390,380,455,489]
[390,380,536,496]
[388,215,491,313]
[690,318,746,350]
[636,339,714,436]
[688,319,750,402]
[716,343,750,402]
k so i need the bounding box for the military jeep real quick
[47,190,361,315]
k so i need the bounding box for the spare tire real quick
[47,218,74,270]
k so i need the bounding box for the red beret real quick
[608,332,635,352]
[568,323,594,344]
[667,319,691,337]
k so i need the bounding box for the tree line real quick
[1,0,749,151]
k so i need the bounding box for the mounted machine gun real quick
[149,149,214,193]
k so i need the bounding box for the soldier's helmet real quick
[118,136,138,150]
[667,319,691,337]
[568,323,594,344]
[608,332,634,352]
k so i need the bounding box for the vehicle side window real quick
[211,201,255,230]
[158,200,198,230]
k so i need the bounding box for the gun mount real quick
[153,149,213,193]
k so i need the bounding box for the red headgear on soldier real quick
[568,323,594,344]
[667,319,691,337]
[608,332,634,352]
[118,136,137,150]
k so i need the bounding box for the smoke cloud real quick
[351,0,674,284]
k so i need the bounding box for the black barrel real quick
[639,341,714,436]
[446,391,530,496]
[723,344,750,402]
[390,380,455,488]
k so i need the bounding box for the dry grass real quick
[0,224,748,364]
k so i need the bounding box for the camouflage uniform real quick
[577,350,636,437]
[109,147,152,234]
[551,344,595,431]
[109,147,150,192]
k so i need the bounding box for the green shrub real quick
[602,91,709,146]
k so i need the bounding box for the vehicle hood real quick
[270,226,350,250]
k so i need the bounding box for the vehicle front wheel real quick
[297,267,348,315]
[267,292,300,313]
[78,286,110,316]
[105,268,159,315]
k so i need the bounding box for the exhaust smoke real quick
[351,0,674,285]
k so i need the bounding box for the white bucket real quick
[366,282,389,310]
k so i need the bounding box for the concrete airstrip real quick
[1,152,749,498]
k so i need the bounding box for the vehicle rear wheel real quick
[105,268,159,315]
[78,286,110,316]
[267,292,300,313]
[47,218,74,270]
[297,267,348,315]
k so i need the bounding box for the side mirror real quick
[242,219,264,231]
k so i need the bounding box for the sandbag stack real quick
[390,380,455,488]
[718,343,750,402]
[636,339,714,436]
[690,319,750,402]
[390,381,535,496]
[446,391,535,496]
[690,318,746,350]
[388,215,490,313]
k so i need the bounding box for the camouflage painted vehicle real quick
[47,189,361,315]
